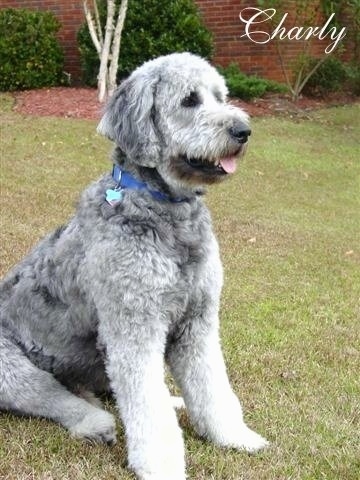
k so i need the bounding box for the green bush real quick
[344,62,360,96]
[301,56,360,97]
[301,56,347,97]
[0,8,64,91]
[77,0,213,86]
[218,63,287,100]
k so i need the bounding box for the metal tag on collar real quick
[106,187,123,207]
[106,166,123,206]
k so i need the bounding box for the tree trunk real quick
[93,0,103,49]
[98,0,116,102]
[108,0,128,97]
[83,0,129,101]
[83,0,102,57]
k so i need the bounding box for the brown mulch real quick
[13,87,103,120]
[12,86,358,120]
[233,92,359,117]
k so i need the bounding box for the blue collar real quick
[111,165,188,203]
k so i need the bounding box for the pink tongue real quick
[220,157,237,174]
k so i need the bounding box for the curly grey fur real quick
[0,53,268,480]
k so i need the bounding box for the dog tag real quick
[105,188,123,206]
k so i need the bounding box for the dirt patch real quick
[233,92,359,118]
[12,86,358,120]
[13,87,103,120]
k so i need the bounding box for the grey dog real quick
[0,53,268,480]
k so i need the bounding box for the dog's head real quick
[98,53,250,189]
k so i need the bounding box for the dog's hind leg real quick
[0,337,116,445]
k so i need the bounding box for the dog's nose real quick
[228,125,251,144]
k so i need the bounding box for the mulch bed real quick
[13,87,103,120]
[12,86,358,120]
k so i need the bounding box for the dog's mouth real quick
[170,146,247,186]
[182,149,242,176]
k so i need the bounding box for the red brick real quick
[1,0,352,84]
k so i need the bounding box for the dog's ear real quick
[97,74,160,167]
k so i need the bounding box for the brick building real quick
[0,0,351,84]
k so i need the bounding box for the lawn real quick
[0,95,359,480]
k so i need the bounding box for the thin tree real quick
[83,0,128,102]
[256,0,346,101]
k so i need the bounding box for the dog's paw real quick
[130,450,186,480]
[130,444,186,480]
[225,426,269,453]
[69,408,117,445]
[234,427,269,453]
[136,470,186,480]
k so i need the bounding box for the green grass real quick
[1,95,359,479]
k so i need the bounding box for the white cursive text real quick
[239,7,347,54]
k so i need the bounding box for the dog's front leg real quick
[97,308,186,480]
[167,309,269,453]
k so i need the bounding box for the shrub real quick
[77,0,213,86]
[301,56,348,97]
[301,56,360,97]
[344,62,360,96]
[0,8,64,91]
[218,63,287,100]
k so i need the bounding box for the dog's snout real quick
[228,125,251,144]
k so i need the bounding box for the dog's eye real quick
[181,91,201,108]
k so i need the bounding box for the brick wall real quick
[195,0,330,82]
[0,0,84,82]
[0,0,352,84]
